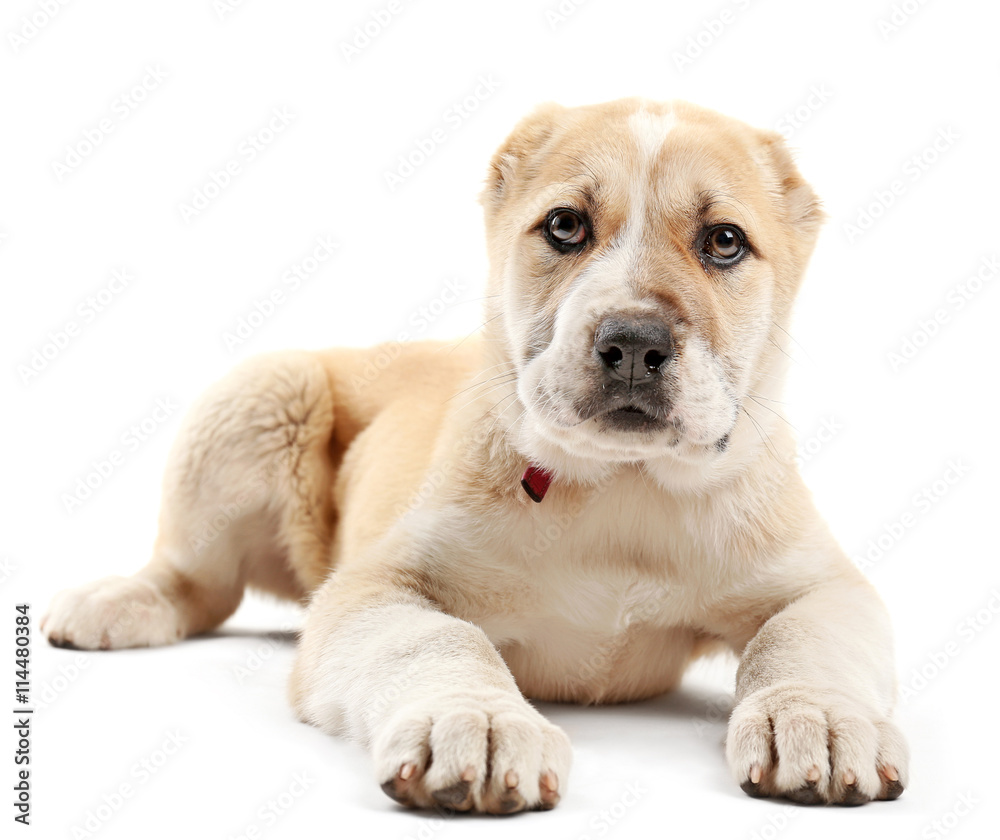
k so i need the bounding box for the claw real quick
[741,764,766,798]
[381,763,419,806]
[539,771,560,809]
[878,765,904,800]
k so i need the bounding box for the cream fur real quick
[42,98,908,812]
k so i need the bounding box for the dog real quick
[42,98,908,813]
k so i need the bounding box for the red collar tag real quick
[521,464,553,503]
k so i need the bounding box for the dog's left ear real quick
[480,102,565,211]
[755,131,826,240]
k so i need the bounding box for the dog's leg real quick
[42,351,336,650]
[290,571,572,815]
[725,573,909,805]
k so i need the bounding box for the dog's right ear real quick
[480,102,564,210]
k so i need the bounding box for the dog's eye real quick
[544,209,588,251]
[702,224,746,265]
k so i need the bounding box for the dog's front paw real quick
[726,683,908,805]
[42,576,183,650]
[373,690,572,814]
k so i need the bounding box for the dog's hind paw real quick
[42,575,184,650]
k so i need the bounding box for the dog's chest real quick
[463,479,708,699]
[479,553,697,701]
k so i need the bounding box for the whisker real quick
[484,393,523,440]
[741,404,780,462]
[746,395,796,431]
[747,390,786,405]
[767,336,796,364]
[445,363,517,402]
[771,320,810,360]
[448,376,519,417]
[448,311,505,354]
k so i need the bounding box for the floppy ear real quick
[755,130,826,241]
[480,102,565,210]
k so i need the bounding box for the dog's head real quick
[479,98,823,486]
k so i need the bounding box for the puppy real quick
[43,98,908,813]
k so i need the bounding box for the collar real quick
[520,464,553,503]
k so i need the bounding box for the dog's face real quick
[480,99,823,479]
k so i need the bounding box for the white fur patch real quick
[627,108,676,163]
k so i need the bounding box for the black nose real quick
[594,317,675,386]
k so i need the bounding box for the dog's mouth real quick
[568,392,672,433]
[598,403,665,432]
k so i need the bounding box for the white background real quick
[2,0,998,838]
